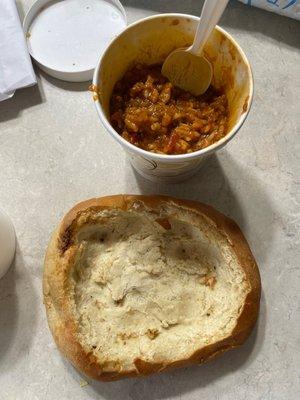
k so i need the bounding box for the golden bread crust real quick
[43,195,261,381]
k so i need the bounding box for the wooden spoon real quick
[162,0,229,96]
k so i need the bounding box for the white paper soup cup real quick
[93,14,253,182]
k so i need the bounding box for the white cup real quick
[93,14,253,182]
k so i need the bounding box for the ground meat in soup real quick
[110,64,229,155]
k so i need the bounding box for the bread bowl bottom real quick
[43,196,261,380]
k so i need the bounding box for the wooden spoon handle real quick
[190,0,229,55]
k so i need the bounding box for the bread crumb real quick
[206,276,216,288]
[146,329,159,340]
[199,275,217,289]
[117,332,138,341]
[79,379,89,388]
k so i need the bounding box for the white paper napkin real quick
[0,0,36,102]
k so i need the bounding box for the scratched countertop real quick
[0,1,299,399]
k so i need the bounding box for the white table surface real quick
[0,1,299,399]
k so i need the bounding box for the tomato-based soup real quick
[110,64,229,155]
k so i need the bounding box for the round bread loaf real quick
[43,195,261,381]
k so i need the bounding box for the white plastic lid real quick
[23,0,127,82]
[0,209,16,279]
